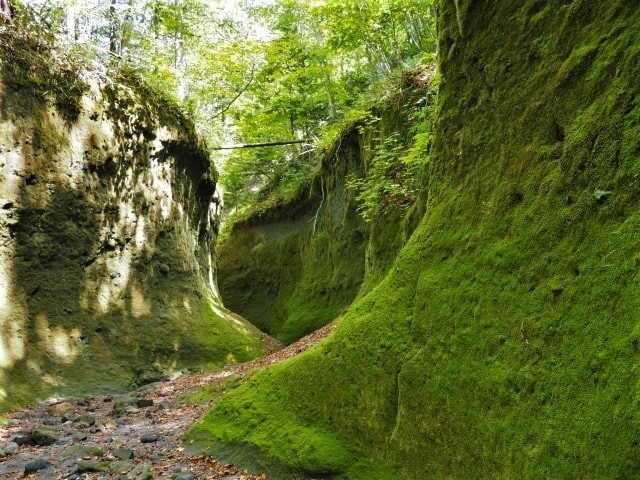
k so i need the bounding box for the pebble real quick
[3,441,19,455]
[172,470,195,480]
[46,401,74,417]
[74,413,96,427]
[112,396,138,416]
[140,432,159,443]
[24,456,51,473]
[31,427,58,446]
[137,398,154,408]
[76,459,110,473]
[12,432,33,446]
[63,410,78,422]
[42,415,58,425]
[0,374,255,479]
[113,448,134,460]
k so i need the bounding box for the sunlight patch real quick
[131,283,151,317]
[35,314,81,364]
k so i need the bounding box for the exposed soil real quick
[0,319,340,479]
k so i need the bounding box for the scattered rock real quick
[72,432,88,441]
[0,441,19,456]
[63,444,106,459]
[74,413,96,427]
[42,415,58,425]
[12,432,33,446]
[63,410,78,422]
[112,396,138,416]
[131,464,154,480]
[113,448,134,460]
[140,432,159,443]
[31,427,58,446]
[125,406,141,414]
[103,419,117,430]
[172,470,195,480]
[158,400,171,410]
[24,457,51,474]
[76,459,110,473]
[46,401,75,417]
[109,459,134,475]
[159,263,170,275]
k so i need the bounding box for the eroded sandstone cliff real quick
[0,60,268,410]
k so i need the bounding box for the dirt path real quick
[0,320,339,479]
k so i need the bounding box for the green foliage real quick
[346,78,437,222]
[218,0,437,217]
[0,1,89,121]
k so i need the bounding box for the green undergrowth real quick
[187,1,640,478]
[0,3,88,122]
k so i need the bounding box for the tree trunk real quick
[109,0,118,54]
[0,0,11,22]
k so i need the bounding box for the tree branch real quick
[209,65,255,120]
[211,139,310,150]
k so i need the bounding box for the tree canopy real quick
[18,0,436,213]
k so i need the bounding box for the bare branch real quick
[209,65,255,120]
[211,139,310,150]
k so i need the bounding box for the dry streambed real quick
[0,370,265,479]
[0,319,338,479]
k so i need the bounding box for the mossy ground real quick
[187,1,640,478]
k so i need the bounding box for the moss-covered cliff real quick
[188,1,640,478]
[217,80,432,344]
[0,29,270,411]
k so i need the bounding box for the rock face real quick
[189,1,640,479]
[0,56,267,410]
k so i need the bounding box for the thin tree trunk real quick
[0,0,11,21]
[109,0,118,54]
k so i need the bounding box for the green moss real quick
[186,360,352,477]
[189,1,640,478]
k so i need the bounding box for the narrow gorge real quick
[2,1,640,479]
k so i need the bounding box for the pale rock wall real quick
[0,74,265,410]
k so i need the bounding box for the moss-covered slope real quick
[217,83,430,344]
[188,1,640,478]
[0,26,269,411]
